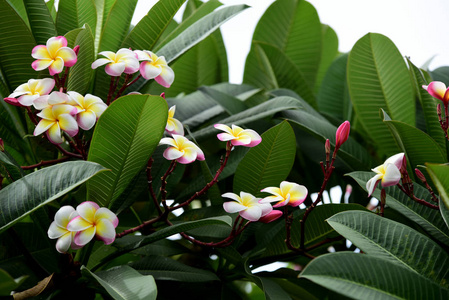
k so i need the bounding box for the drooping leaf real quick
[67,24,95,94]
[348,171,449,246]
[328,210,449,287]
[55,0,97,35]
[426,164,449,230]
[347,33,414,156]
[83,265,157,300]
[199,86,248,115]
[252,0,322,88]
[23,0,57,45]
[0,161,105,233]
[233,121,296,196]
[301,252,449,300]
[87,95,167,209]
[0,150,24,181]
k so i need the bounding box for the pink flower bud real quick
[259,210,283,223]
[73,45,80,55]
[415,168,426,183]
[335,121,350,149]
[3,97,24,107]
[160,92,165,99]
[325,139,330,154]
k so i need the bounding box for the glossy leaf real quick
[348,171,449,246]
[244,42,316,108]
[315,24,339,92]
[301,252,449,300]
[0,150,23,181]
[0,161,105,233]
[347,33,414,156]
[252,0,322,88]
[23,0,57,44]
[46,0,56,21]
[67,24,95,94]
[328,210,449,287]
[199,86,248,115]
[426,164,449,230]
[55,0,97,35]
[87,95,167,209]
[83,265,157,300]
[233,121,296,196]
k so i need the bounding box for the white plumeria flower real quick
[166,106,184,136]
[47,206,82,253]
[91,48,139,76]
[222,192,272,222]
[67,202,119,247]
[159,134,205,164]
[6,78,55,106]
[259,181,308,208]
[214,124,262,147]
[134,50,174,88]
[31,36,77,75]
[366,153,405,197]
[67,91,107,130]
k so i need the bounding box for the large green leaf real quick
[0,161,105,233]
[301,252,449,300]
[244,42,316,108]
[23,0,57,44]
[233,121,296,196]
[0,0,36,90]
[348,171,449,246]
[199,86,248,115]
[0,150,23,181]
[347,33,414,156]
[67,24,95,94]
[191,96,302,142]
[426,164,449,230]
[328,210,449,287]
[55,0,97,35]
[6,0,30,27]
[407,58,446,150]
[130,255,219,282]
[315,24,339,93]
[92,0,115,53]
[252,0,321,88]
[383,111,447,168]
[83,265,157,300]
[87,95,167,209]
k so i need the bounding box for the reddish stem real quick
[396,183,439,209]
[25,107,38,125]
[114,74,142,100]
[160,160,177,211]
[21,156,70,170]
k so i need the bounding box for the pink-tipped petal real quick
[163,147,184,161]
[366,174,382,197]
[259,210,283,223]
[424,81,446,101]
[37,78,56,95]
[76,201,100,222]
[122,57,140,74]
[92,58,112,69]
[31,45,51,59]
[222,192,242,203]
[259,202,273,217]
[73,226,96,247]
[95,219,116,245]
[139,61,161,80]
[56,47,77,66]
[94,208,119,228]
[55,232,73,253]
[32,59,53,71]
[243,129,262,147]
[176,149,197,164]
[166,118,184,136]
[67,216,93,231]
[216,133,235,142]
[105,62,126,76]
[17,94,39,106]
[239,206,262,222]
[77,111,97,130]
[384,153,405,171]
[48,57,64,75]
[230,135,252,146]
[46,36,66,56]
[58,114,79,136]
[155,66,175,88]
[381,163,402,187]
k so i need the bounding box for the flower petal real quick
[95,219,116,245]
[48,221,67,239]
[73,226,96,247]
[94,207,119,228]
[423,81,446,101]
[55,232,73,253]
[54,205,76,228]
[163,147,184,160]
[222,192,242,203]
[223,201,247,213]
[48,57,65,75]
[31,45,50,60]
[47,123,64,144]
[105,62,126,76]
[155,66,175,88]
[384,153,405,170]
[46,36,67,57]
[92,58,112,69]
[242,129,262,147]
[366,174,382,197]
[37,78,56,95]
[56,47,77,67]
[67,216,93,231]
[76,201,99,223]
[17,94,39,106]
[259,210,283,223]
[214,124,232,133]
[381,163,402,187]
[32,59,53,71]
[166,118,184,136]
[239,206,262,222]
[216,133,235,142]
[34,119,54,136]
[139,61,161,80]
[77,111,97,130]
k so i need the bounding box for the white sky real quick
[132,0,449,84]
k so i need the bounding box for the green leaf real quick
[55,0,97,35]
[157,4,247,64]
[347,33,414,156]
[315,24,339,92]
[130,255,219,282]
[0,161,105,233]
[328,210,449,287]
[252,0,322,88]
[348,171,449,246]
[23,0,57,45]
[301,252,449,300]
[46,0,56,21]
[67,24,95,94]
[87,95,167,209]
[192,96,302,142]
[233,121,296,196]
[199,86,248,115]
[426,164,449,230]
[0,150,24,180]
[382,110,447,168]
[0,269,24,296]
[0,0,36,90]
[83,265,157,300]
[244,42,316,108]
[98,0,137,52]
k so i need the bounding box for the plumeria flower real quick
[91,48,139,76]
[422,81,449,105]
[4,78,55,107]
[33,92,79,144]
[259,181,308,207]
[159,134,205,164]
[33,90,72,110]
[214,124,262,147]
[134,50,174,88]
[366,153,405,197]
[222,192,272,222]
[259,210,283,223]
[67,91,107,130]
[31,36,77,75]
[166,106,184,136]
[47,206,82,253]
[67,202,119,247]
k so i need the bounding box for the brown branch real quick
[21,156,70,170]
[396,183,439,210]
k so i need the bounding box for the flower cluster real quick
[48,202,118,253]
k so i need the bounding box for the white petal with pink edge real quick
[166,117,184,136]
[159,137,177,147]
[240,206,262,222]
[423,81,446,100]
[48,57,64,75]
[140,61,161,80]
[67,216,93,232]
[384,153,405,170]
[134,50,151,61]
[95,219,116,245]
[55,232,73,253]
[32,59,53,71]
[155,66,174,88]
[92,58,112,69]
[176,149,197,164]
[223,201,247,213]
[47,123,64,144]
[105,62,126,76]
[95,208,119,228]
[76,201,100,222]
[122,57,140,74]
[56,47,77,66]
[163,147,184,161]
[381,163,401,187]
[231,135,251,146]
[18,94,39,106]
[77,111,97,130]
[366,174,382,197]
[216,133,235,142]
[214,124,232,133]
[31,45,51,59]
[33,95,50,110]
[37,78,56,95]
[259,202,273,217]
[74,226,96,246]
